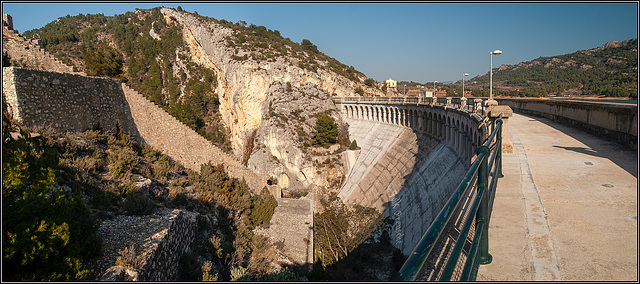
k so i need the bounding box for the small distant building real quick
[385,78,397,93]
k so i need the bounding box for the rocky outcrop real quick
[247,81,349,193]
[160,8,381,192]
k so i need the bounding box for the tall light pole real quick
[490,50,502,100]
[433,81,437,97]
[462,73,469,98]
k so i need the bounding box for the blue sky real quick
[2,2,638,83]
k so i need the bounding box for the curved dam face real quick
[336,99,487,256]
[340,119,468,255]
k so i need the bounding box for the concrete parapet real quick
[486,104,514,153]
[496,98,637,149]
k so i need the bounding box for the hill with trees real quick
[463,38,637,98]
[21,7,376,153]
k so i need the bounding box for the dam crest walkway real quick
[477,112,637,281]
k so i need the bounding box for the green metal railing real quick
[397,118,504,281]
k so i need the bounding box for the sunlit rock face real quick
[161,8,380,192]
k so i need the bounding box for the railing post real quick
[497,119,504,178]
[476,145,493,265]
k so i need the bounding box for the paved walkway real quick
[477,113,637,281]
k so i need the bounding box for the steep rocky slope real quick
[160,7,374,193]
[21,7,383,194]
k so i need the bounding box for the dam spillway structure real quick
[333,96,512,280]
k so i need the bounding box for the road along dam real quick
[334,97,509,256]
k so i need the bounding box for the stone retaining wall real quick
[497,98,637,149]
[2,67,131,133]
[97,209,199,281]
[2,66,274,195]
[121,83,274,195]
[138,210,199,281]
[3,13,77,74]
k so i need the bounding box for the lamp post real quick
[433,81,437,97]
[404,84,407,97]
[462,73,469,98]
[490,50,502,100]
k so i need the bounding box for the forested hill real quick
[20,7,374,154]
[466,38,637,98]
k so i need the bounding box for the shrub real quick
[2,111,98,281]
[201,260,218,281]
[115,245,141,270]
[349,140,358,150]
[121,189,155,215]
[249,187,277,228]
[108,146,138,179]
[312,112,339,148]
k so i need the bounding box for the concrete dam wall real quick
[340,119,468,255]
[336,99,488,256]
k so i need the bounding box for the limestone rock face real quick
[247,82,348,192]
[160,8,372,191]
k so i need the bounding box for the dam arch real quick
[334,97,489,255]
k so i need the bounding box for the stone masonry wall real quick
[138,210,199,281]
[2,67,132,133]
[2,66,274,195]
[97,209,199,281]
[120,83,274,195]
[3,13,77,74]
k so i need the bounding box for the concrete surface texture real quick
[339,118,468,255]
[477,113,637,281]
[257,196,313,265]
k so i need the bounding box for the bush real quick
[312,112,339,148]
[249,187,277,228]
[108,145,138,179]
[121,189,156,215]
[2,108,98,281]
[349,140,358,150]
[83,45,124,78]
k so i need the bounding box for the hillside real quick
[465,39,638,98]
[20,6,382,197]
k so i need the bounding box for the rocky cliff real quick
[160,8,378,192]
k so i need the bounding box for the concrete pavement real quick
[477,112,637,281]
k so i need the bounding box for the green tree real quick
[249,187,277,228]
[313,192,384,267]
[83,45,124,78]
[301,39,318,53]
[2,102,99,281]
[312,112,339,148]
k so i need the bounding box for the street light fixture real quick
[462,73,469,98]
[490,49,502,100]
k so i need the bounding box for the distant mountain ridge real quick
[466,38,638,98]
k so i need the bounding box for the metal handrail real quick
[398,119,503,281]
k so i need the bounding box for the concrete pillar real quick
[460,97,467,111]
[474,99,483,113]
[486,105,514,153]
